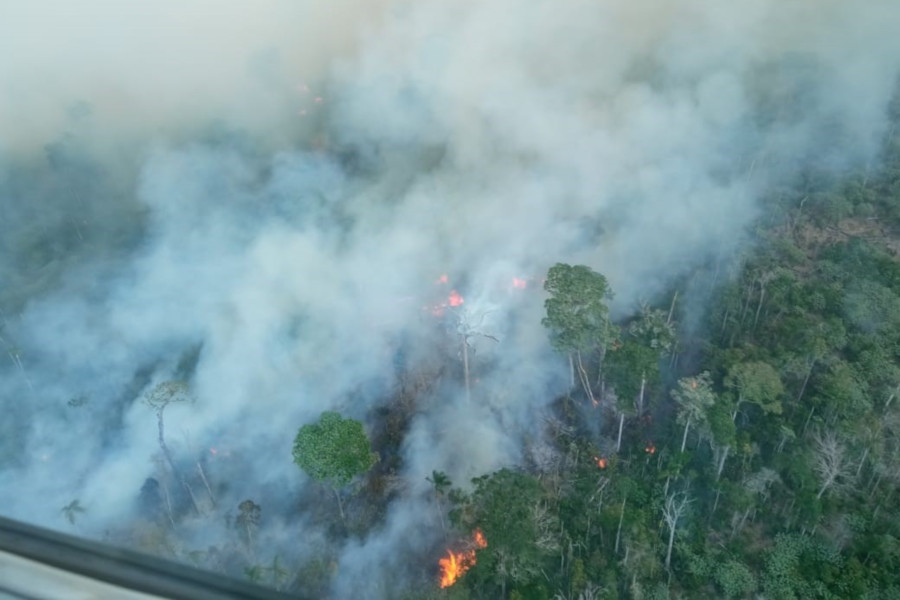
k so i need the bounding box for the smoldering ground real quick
[1,0,899,597]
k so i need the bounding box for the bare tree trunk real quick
[711,488,721,515]
[667,291,678,325]
[156,407,200,515]
[9,351,35,393]
[716,446,730,480]
[616,413,625,453]
[797,360,815,406]
[637,374,646,416]
[802,405,816,436]
[681,418,691,453]
[576,352,593,402]
[333,488,345,521]
[434,496,447,534]
[777,432,790,454]
[196,462,216,508]
[569,354,575,390]
[720,307,731,341]
[665,521,677,571]
[731,507,751,539]
[663,492,691,571]
[158,475,176,528]
[753,283,766,329]
[462,334,471,404]
[856,447,869,479]
[614,495,627,554]
[732,394,743,422]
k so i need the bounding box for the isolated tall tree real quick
[236,499,261,552]
[454,308,499,404]
[144,380,200,515]
[672,373,717,453]
[542,263,615,401]
[292,411,378,520]
[606,306,676,450]
[703,402,737,480]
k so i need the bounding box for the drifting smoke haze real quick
[1,0,898,597]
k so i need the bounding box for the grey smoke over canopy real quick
[1,0,898,596]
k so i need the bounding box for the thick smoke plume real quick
[1,0,898,597]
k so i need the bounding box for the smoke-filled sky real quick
[1,0,899,596]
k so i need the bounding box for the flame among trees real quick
[438,528,488,588]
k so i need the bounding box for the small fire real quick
[512,277,528,289]
[593,456,608,469]
[436,274,449,284]
[473,529,487,547]
[448,290,464,307]
[691,380,698,390]
[644,442,656,455]
[438,529,487,588]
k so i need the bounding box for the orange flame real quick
[438,529,487,588]
[593,456,608,469]
[645,442,656,454]
[512,277,528,289]
[448,290,464,307]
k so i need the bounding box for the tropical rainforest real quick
[2,2,900,600]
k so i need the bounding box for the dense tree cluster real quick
[417,121,900,598]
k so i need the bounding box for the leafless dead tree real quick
[662,490,692,570]
[812,429,850,500]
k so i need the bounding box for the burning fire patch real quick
[438,529,487,588]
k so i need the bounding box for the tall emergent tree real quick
[542,263,615,401]
[672,373,717,453]
[145,380,201,515]
[606,305,676,450]
[292,411,378,520]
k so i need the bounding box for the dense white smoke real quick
[1,0,898,596]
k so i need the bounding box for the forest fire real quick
[448,290,464,307]
[512,277,528,289]
[438,529,488,588]
[645,442,656,455]
[593,456,608,469]
[425,274,464,316]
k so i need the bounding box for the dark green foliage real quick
[292,411,377,489]
[714,559,757,599]
[452,469,551,591]
[542,263,614,355]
